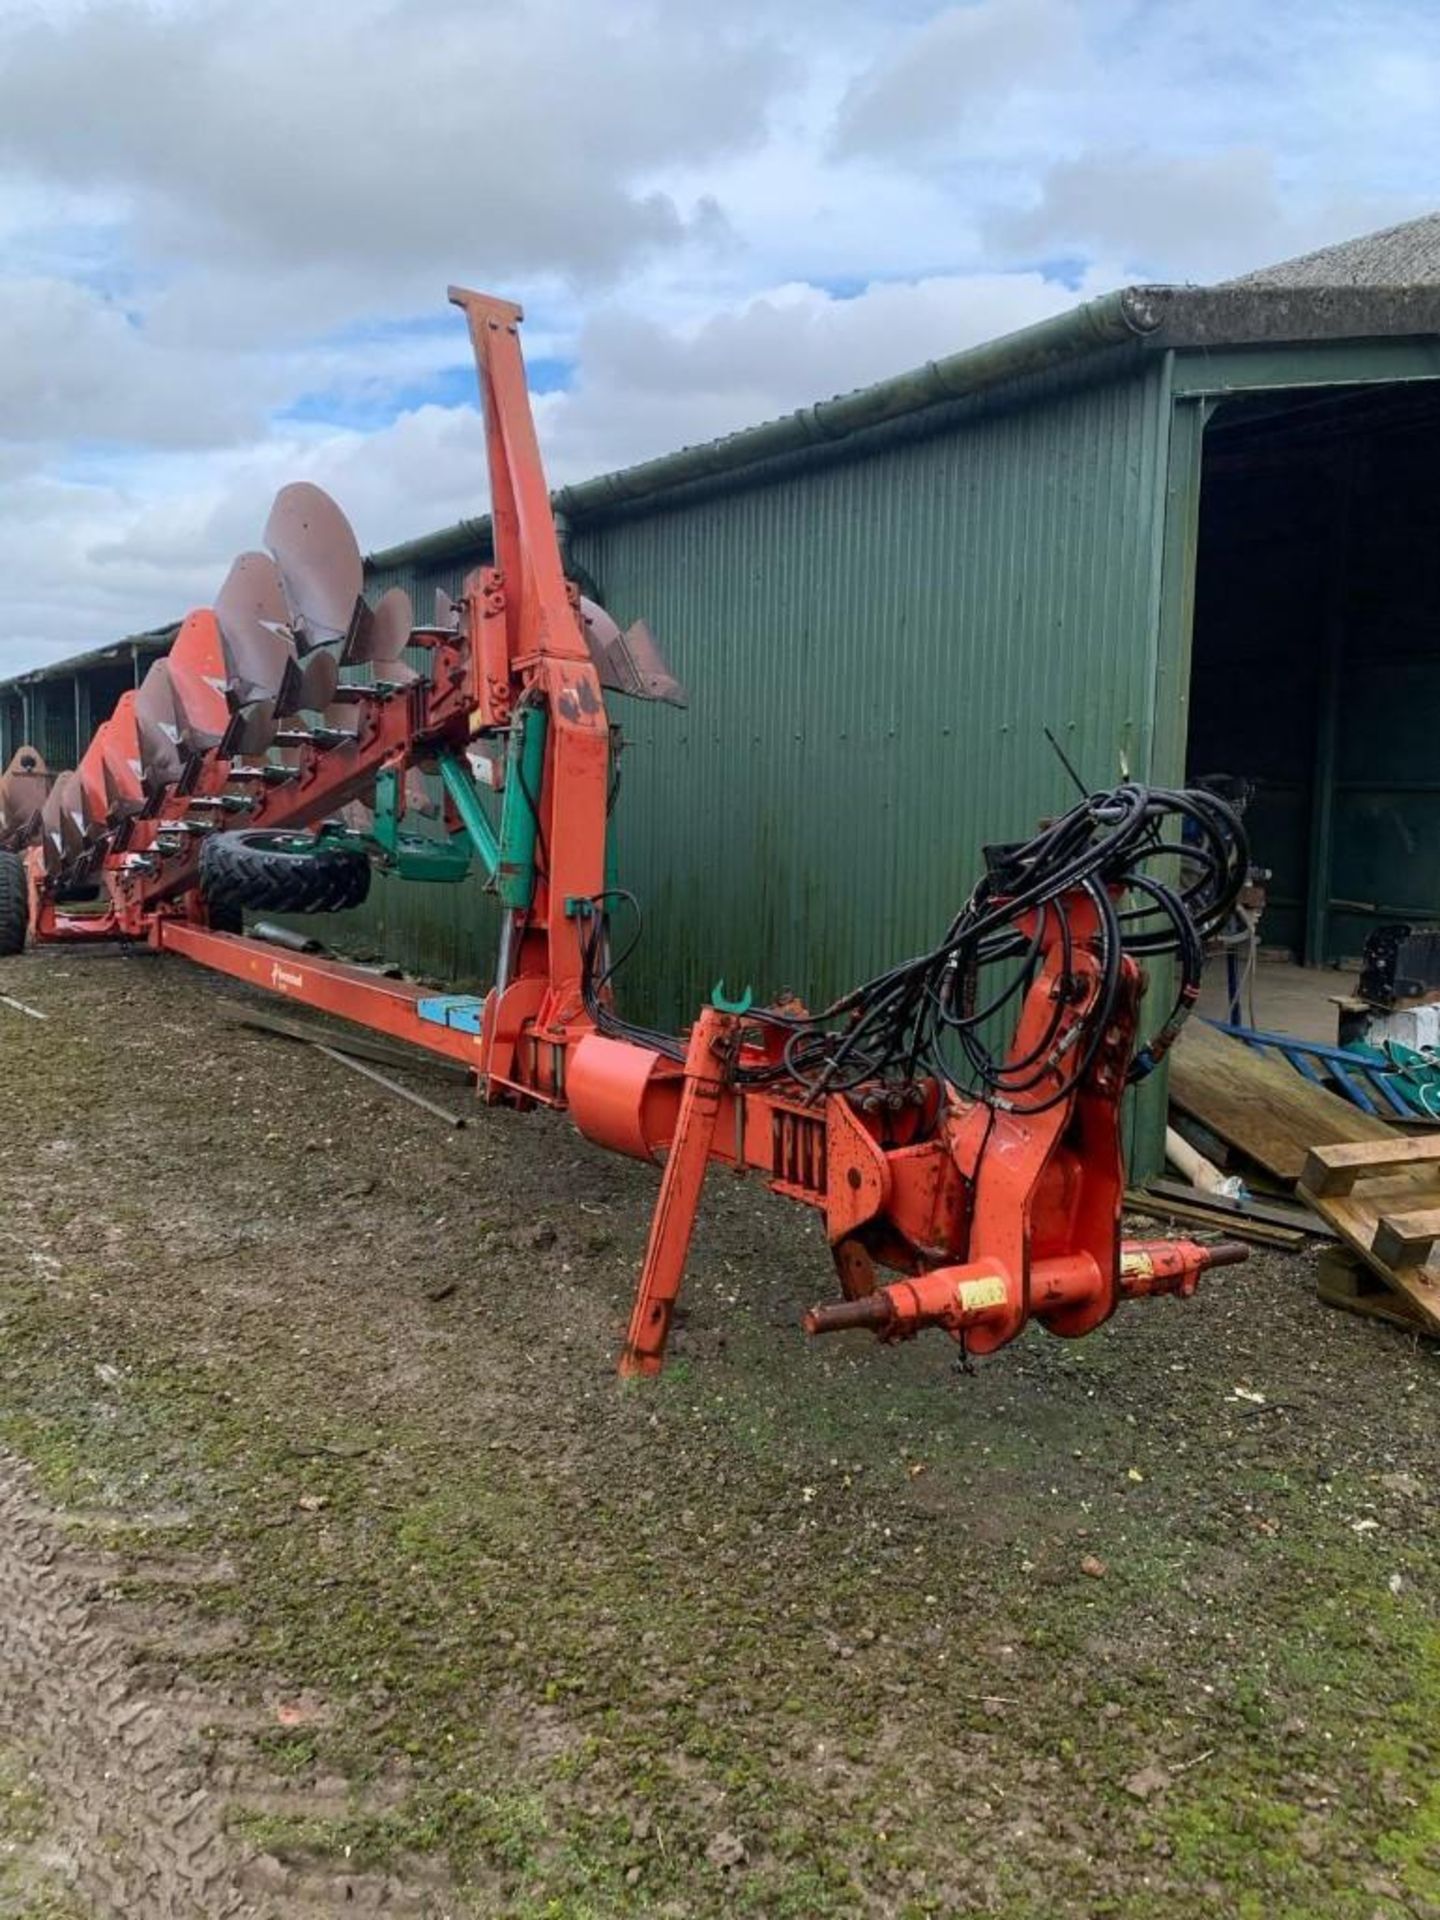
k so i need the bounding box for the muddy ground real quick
[0,943,1437,1919]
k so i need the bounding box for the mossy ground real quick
[1,946,1438,1916]
[0,1749,84,1919]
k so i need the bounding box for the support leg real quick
[619,1008,731,1378]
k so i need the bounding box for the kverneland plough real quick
[0,288,1250,1374]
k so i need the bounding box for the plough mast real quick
[0,286,1250,1375]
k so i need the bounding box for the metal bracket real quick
[371,761,476,883]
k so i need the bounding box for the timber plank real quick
[1144,1178,1336,1239]
[1298,1141,1440,1336]
[1123,1188,1303,1249]
[1316,1246,1435,1335]
[1170,1021,1391,1184]
[1372,1206,1440,1271]
[1302,1134,1440,1196]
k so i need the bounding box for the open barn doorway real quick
[1185,379,1440,1048]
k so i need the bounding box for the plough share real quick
[0,287,1250,1375]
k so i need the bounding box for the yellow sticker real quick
[956,1274,1008,1312]
[1121,1250,1156,1280]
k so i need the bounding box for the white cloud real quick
[0,275,282,448]
[0,0,1437,682]
[0,402,493,673]
[0,265,1107,673]
[0,0,781,287]
[987,148,1416,282]
[831,0,1086,160]
[532,267,1108,478]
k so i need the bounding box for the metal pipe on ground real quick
[314,1044,467,1128]
[249,920,324,954]
[221,1000,472,1082]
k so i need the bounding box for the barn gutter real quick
[366,286,1166,573]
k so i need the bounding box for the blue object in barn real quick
[1205,1019,1416,1119]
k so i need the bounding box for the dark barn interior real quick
[1187,381,1440,1019]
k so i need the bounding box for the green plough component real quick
[436,752,500,878]
[360,727,543,895]
[497,705,546,912]
[361,760,487,884]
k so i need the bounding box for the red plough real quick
[0,287,1248,1374]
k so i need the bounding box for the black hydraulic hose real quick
[577,782,1247,1115]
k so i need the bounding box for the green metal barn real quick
[6,214,1440,1173]
[0,631,172,777]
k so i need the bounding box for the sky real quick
[0,0,1436,678]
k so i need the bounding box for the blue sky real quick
[0,0,1436,674]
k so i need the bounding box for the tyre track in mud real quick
[0,1447,451,1918]
[0,1448,251,1917]
[0,952,464,1916]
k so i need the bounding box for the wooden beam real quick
[1172,1022,1391,1185]
[220,1001,472,1082]
[1124,1189,1303,1249]
[1372,1207,1440,1271]
[1145,1178,1336,1239]
[1316,1246,1435,1334]
[1299,1136,1440,1335]
[1301,1134,1440,1197]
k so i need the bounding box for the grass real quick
[4,1287,1439,1918]
[0,1748,86,1920]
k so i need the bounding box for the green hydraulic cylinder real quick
[497,705,547,911]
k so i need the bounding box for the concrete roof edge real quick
[1153,283,1440,347]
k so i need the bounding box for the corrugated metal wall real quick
[0,693,22,763]
[310,869,499,986]
[328,361,1174,1026]
[570,360,1173,1029]
[32,680,78,772]
[1,656,145,771]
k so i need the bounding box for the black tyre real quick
[199,831,371,916]
[0,849,25,956]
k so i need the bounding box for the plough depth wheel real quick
[0,849,25,956]
[199,830,371,917]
